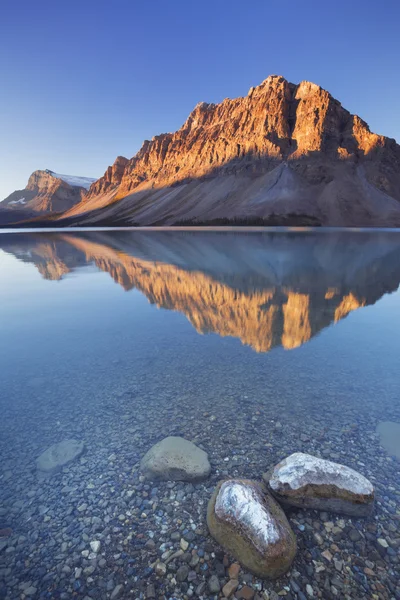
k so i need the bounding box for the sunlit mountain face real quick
[2,229,400,353]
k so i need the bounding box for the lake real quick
[0,228,399,599]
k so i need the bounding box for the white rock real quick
[90,540,101,553]
[215,480,281,547]
[264,452,374,517]
[207,479,297,579]
[180,538,189,551]
[36,439,85,473]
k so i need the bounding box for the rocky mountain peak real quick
[87,156,128,197]
[2,169,95,215]
[49,75,400,226]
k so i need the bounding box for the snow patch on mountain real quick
[47,170,96,190]
[9,197,26,205]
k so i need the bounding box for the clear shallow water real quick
[0,228,399,599]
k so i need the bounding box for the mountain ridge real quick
[59,75,400,227]
[3,75,400,227]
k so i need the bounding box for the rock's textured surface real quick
[264,452,374,517]
[88,156,129,197]
[62,75,400,227]
[140,436,211,481]
[207,479,296,579]
[36,439,85,473]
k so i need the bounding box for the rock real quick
[180,538,189,551]
[90,540,101,553]
[24,587,37,596]
[196,582,206,596]
[155,562,166,576]
[264,452,374,517]
[349,529,362,542]
[376,421,400,459]
[228,562,241,579]
[146,584,156,598]
[176,565,189,582]
[144,539,156,550]
[140,436,211,481]
[208,574,221,593]
[207,479,296,579]
[237,586,255,600]
[36,439,85,473]
[321,550,332,562]
[111,584,123,599]
[223,579,239,598]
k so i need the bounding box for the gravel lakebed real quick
[1,360,400,600]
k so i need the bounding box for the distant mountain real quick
[1,169,95,219]
[2,230,400,352]
[59,75,400,227]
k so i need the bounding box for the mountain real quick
[2,230,400,352]
[1,169,96,219]
[59,75,400,227]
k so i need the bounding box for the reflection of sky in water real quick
[0,230,399,429]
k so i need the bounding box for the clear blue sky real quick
[1,0,399,199]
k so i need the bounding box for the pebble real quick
[146,584,156,598]
[111,584,124,599]
[208,574,221,593]
[196,582,206,596]
[180,537,189,551]
[90,540,101,553]
[349,529,362,542]
[155,562,167,576]
[228,562,241,578]
[238,585,255,600]
[176,564,189,582]
[24,587,37,596]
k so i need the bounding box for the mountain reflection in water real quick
[2,229,400,353]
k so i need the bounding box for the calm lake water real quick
[0,228,399,600]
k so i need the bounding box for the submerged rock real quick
[207,479,296,579]
[264,452,374,517]
[36,439,85,473]
[140,436,211,481]
[376,421,400,459]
